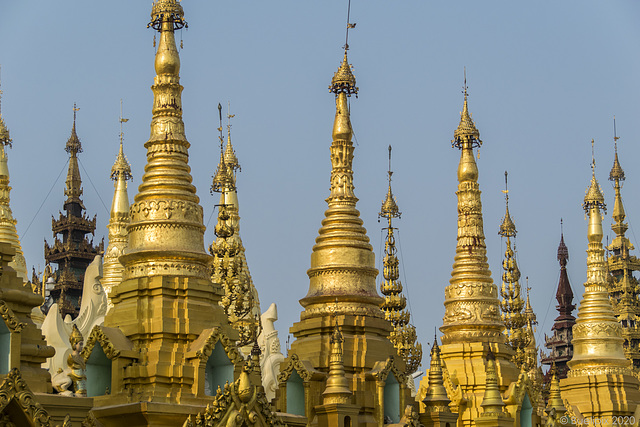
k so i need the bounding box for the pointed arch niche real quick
[187,327,244,397]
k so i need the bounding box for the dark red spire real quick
[555,231,575,320]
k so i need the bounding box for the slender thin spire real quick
[556,220,575,317]
[104,102,133,311]
[223,102,240,175]
[0,66,12,147]
[498,171,527,368]
[0,69,27,282]
[422,337,452,413]
[379,145,421,374]
[442,75,502,344]
[322,321,352,404]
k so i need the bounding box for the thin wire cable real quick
[78,158,109,215]
[536,269,560,345]
[21,159,69,238]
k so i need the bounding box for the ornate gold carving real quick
[573,322,622,338]
[194,328,244,367]
[0,299,24,332]
[0,369,53,426]
[277,354,315,383]
[184,377,284,427]
[130,199,203,223]
[124,261,210,280]
[299,302,384,320]
[81,326,121,360]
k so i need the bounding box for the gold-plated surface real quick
[561,145,640,419]
[606,133,640,369]
[322,323,352,404]
[280,47,409,426]
[379,146,422,374]
[498,173,527,368]
[421,338,452,413]
[0,80,27,281]
[102,110,132,311]
[210,114,261,348]
[441,86,503,344]
[432,83,519,427]
[567,151,629,376]
[101,0,239,411]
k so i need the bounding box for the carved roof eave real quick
[277,353,325,383]
[0,368,54,424]
[0,299,25,332]
[81,325,138,362]
[186,327,244,367]
[503,370,540,408]
[366,356,408,384]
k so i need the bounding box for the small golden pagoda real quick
[102,106,133,311]
[0,74,28,283]
[605,129,640,369]
[210,105,261,350]
[95,1,241,424]
[420,337,459,427]
[275,43,410,425]
[428,79,520,427]
[561,142,640,419]
[498,171,528,370]
[379,145,422,375]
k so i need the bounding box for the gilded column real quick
[561,143,640,418]
[0,78,27,282]
[606,133,640,368]
[102,133,132,311]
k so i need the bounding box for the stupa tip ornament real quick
[609,117,625,182]
[558,224,569,263]
[330,50,358,96]
[583,140,606,213]
[499,171,516,238]
[379,145,401,220]
[452,72,481,148]
[149,0,187,30]
[111,142,132,182]
[66,104,82,155]
[0,69,12,147]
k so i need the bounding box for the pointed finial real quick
[148,0,187,31]
[379,145,400,220]
[0,65,12,147]
[452,69,481,148]
[499,171,517,238]
[609,117,625,182]
[66,103,82,155]
[463,66,468,100]
[224,102,240,172]
[558,218,569,262]
[112,101,132,182]
[344,0,356,51]
[584,139,606,213]
[211,103,234,194]
[119,99,129,146]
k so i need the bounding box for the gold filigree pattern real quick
[0,369,53,426]
[0,299,24,332]
[194,328,244,367]
[80,326,122,360]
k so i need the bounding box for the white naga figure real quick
[257,302,285,401]
[41,254,107,378]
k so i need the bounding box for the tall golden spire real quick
[498,171,527,369]
[441,75,503,344]
[0,70,27,282]
[300,46,383,318]
[103,102,133,310]
[422,336,451,412]
[561,141,640,420]
[102,2,238,409]
[379,145,422,374]
[567,139,630,376]
[606,119,640,368]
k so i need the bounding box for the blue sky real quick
[1,1,640,370]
